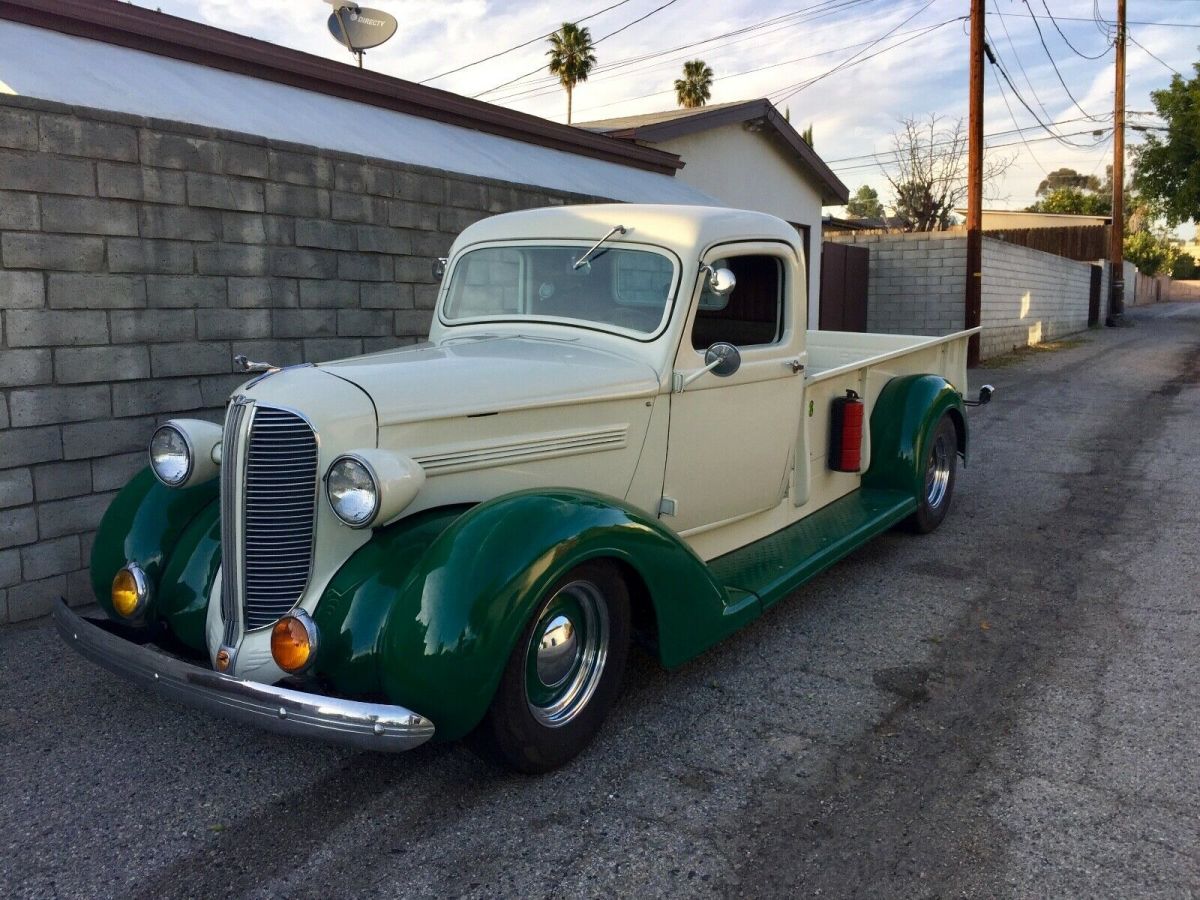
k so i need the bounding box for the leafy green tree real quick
[1173,252,1197,280]
[547,23,597,124]
[1025,187,1111,216]
[674,59,714,109]
[847,185,884,219]
[1133,57,1200,225]
[1124,229,1180,276]
[1035,167,1102,196]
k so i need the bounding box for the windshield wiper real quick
[573,225,627,270]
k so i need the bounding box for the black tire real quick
[474,560,631,774]
[905,414,958,534]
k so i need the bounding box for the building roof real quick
[576,99,850,205]
[0,0,717,205]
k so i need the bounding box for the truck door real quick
[662,243,807,534]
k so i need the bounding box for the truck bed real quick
[805,328,979,386]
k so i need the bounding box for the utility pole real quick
[1108,0,1127,324]
[965,0,984,366]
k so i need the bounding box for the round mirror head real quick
[708,266,737,296]
[704,341,742,377]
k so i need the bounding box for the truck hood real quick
[319,335,660,427]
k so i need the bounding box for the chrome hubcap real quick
[535,615,577,687]
[925,432,951,508]
[525,580,609,728]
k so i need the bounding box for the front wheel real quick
[474,560,631,773]
[905,414,958,534]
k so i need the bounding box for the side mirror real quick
[702,265,736,296]
[432,257,447,279]
[964,384,994,407]
[704,341,741,377]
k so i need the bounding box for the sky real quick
[143,0,1197,224]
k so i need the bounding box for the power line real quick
[985,35,1100,147]
[820,115,1108,164]
[1017,1,1106,122]
[1128,33,1183,76]
[1023,14,1200,28]
[417,0,638,84]
[472,0,685,99]
[483,0,881,105]
[569,20,947,115]
[770,0,941,105]
[986,29,1048,173]
[829,128,1110,175]
[1039,0,1112,59]
[994,2,1058,124]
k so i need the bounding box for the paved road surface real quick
[3,303,1198,898]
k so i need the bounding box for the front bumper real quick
[54,600,435,752]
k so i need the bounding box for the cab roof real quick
[455,204,803,258]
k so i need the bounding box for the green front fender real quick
[315,489,734,741]
[90,467,218,629]
[863,374,967,497]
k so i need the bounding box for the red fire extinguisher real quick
[828,389,864,473]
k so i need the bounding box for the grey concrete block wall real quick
[829,230,1107,358]
[0,94,609,624]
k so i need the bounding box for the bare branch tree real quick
[881,115,1015,231]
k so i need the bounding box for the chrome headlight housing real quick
[149,419,222,488]
[149,424,191,486]
[326,450,425,529]
[326,455,379,527]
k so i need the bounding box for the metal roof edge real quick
[0,0,686,176]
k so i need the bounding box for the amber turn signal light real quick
[271,611,319,674]
[111,565,149,619]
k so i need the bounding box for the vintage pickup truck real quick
[57,204,990,772]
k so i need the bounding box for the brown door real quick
[1088,264,1103,326]
[819,242,869,331]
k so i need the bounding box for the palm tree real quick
[674,59,714,109]
[547,22,596,124]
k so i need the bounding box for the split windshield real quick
[442,245,677,337]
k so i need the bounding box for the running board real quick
[708,488,917,609]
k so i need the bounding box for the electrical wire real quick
[994,2,1057,125]
[770,0,940,105]
[472,0,685,99]
[481,0,881,104]
[986,29,1048,173]
[1129,34,1183,76]
[1018,0,1106,122]
[986,37,1102,147]
[417,0,638,84]
[1039,0,1112,59]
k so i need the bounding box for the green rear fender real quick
[863,374,967,497]
[322,489,731,741]
[90,467,218,628]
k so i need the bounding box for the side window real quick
[691,255,784,350]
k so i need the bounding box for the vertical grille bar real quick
[242,407,319,629]
[219,397,250,647]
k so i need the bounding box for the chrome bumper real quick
[53,600,435,752]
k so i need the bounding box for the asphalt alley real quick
[2,303,1198,898]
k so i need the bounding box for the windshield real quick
[442,244,677,337]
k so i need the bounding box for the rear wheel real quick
[475,560,631,773]
[906,414,958,534]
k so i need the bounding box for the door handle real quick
[785,358,805,374]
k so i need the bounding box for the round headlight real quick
[149,425,191,486]
[326,456,378,527]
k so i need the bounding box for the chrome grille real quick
[219,397,250,647]
[242,406,319,629]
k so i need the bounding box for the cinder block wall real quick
[0,94,607,624]
[979,237,1106,358]
[827,231,966,334]
[828,231,1107,357]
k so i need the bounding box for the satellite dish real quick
[327,4,397,66]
